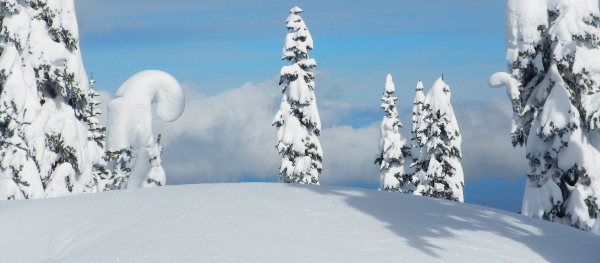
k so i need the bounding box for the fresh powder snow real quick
[0,183,598,262]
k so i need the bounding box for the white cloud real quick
[96,79,528,187]
[452,100,528,180]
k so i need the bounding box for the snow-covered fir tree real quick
[85,73,111,191]
[490,0,600,230]
[105,70,184,190]
[273,6,323,184]
[375,74,411,191]
[143,134,165,187]
[412,81,425,138]
[407,81,425,183]
[0,0,96,199]
[411,77,464,202]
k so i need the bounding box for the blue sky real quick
[75,0,526,213]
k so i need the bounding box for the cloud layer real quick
[94,78,528,187]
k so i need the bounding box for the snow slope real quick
[0,183,598,262]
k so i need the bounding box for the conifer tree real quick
[273,6,323,184]
[0,0,95,198]
[403,80,426,192]
[0,1,44,199]
[85,73,111,191]
[375,74,410,191]
[411,81,425,146]
[411,77,464,202]
[143,134,165,187]
[490,0,600,230]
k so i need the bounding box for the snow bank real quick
[0,183,598,262]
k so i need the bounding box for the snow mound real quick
[0,183,598,262]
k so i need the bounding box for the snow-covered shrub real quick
[490,0,600,230]
[0,0,97,199]
[375,75,411,192]
[105,70,185,189]
[411,77,464,202]
[273,6,323,184]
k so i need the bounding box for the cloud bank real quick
[96,78,528,187]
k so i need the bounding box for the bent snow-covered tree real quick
[411,77,464,202]
[0,0,97,199]
[375,74,411,192]
[273,6,323,184]
[105,70,185,190]
[489,0,600,230]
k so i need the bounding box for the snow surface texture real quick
[0,183,598,262]
[0,0,99,199]
[106,70,185,189]
[410,77,465,202]
[273,7,323,184]
[490,0,600,230]
[375,74,410,191]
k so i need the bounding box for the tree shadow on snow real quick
[287,184,600,261]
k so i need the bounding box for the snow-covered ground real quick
[1,183,598,262]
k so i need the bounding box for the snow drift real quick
[0,183,598,262]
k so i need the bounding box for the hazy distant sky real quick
[74,0,528,213]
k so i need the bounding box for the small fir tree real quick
[375,74,411,191]
[143,134,166,187]
[273,6,323,184]
[411,77,464,202]
[85,73,111,191]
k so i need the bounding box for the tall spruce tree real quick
[273,6,323,184]
[411,77,464,202]
[490,0,600,230]
[0,0,95,198]
[375,74,411,191]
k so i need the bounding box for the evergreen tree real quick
[0,1,44,199]
[403,80,426,192]
[490,0,600,230]
[411,81,425,145]
[143,134,165,187]
[0,0,95,198]
[375,74,411,191]
[411,77,464,202]
[273,6,323,184]
[85,73,111,191]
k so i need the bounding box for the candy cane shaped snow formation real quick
[106,70,185,152]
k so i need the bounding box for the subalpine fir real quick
[273,7,323,184]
